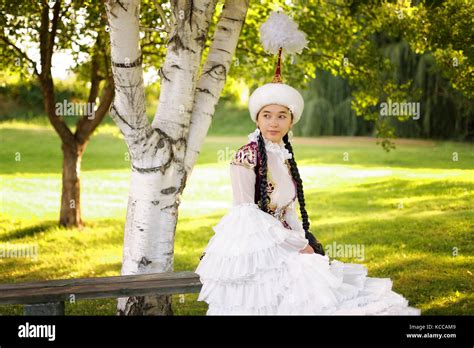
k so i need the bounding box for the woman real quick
[194,80,422,316]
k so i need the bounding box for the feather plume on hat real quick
[259,11,308,82]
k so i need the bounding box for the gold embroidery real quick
[230,143,257,169]
[267,168,276,196]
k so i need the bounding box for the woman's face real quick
[256,104,293,143]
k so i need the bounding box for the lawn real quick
[0,121,473,315]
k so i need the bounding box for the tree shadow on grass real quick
[396,258,473,316]
[0,221,58,242]
[304,178,472,249]
[1,260,123,284]
[320,210,473,255]
[354,178,474,196]
[1,218,125,243]
[422,295,473,315]
[308,178,473,214]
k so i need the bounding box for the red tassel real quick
[272,47,283,83]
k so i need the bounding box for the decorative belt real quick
[270,206,288,222]
[268,200,294,230]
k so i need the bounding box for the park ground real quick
[0,120,473,315]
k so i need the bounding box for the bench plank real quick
[0,271,202,305]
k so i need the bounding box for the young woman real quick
[194,81,422,316]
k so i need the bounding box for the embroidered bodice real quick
[229,129,304,236]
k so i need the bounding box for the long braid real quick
[257,132,269,213]
[283,133,325,256]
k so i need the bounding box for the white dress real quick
[195,131,421,315]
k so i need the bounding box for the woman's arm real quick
[229,164,256,206]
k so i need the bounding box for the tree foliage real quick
[1,0,472,149]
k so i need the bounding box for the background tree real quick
[1,0,114,228]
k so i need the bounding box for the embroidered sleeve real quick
[230,142,258,169]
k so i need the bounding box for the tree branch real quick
[38,0,74,145]
[75,36,104,140]
[184,0,249,172]
[48,0,62,63]
[152,0,171,34]
[0,36,40,76]
[76,75,115,144]
[105,0,149,140]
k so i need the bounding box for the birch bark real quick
[105,0,248,315]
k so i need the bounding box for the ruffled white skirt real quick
[195,204,421,315]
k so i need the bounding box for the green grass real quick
[0,122,473,315]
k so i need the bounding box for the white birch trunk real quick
[105,0,249,315]
[184,0,249,173]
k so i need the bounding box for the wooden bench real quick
[0,271,202,315]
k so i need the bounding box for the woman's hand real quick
[299,244,314,254]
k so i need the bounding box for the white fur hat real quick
[248,83,304,124]
[248,11,308,125]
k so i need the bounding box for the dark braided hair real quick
[282,133,325,256]
[257,133,270,213]
[255,115,325,256]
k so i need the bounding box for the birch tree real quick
[105,0,248,315]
